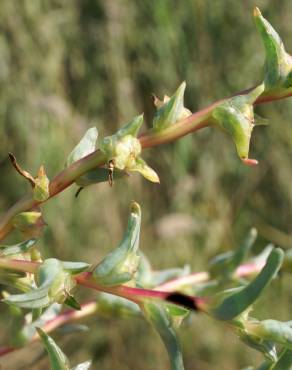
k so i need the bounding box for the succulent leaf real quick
[212,84,265,163]
[33,165,50,202]
[212,248,284,321]
[65,127,98,167]
[152,82,191,132]
[93,202,141,286]
[254,7,292,92]
[142,302,186,370]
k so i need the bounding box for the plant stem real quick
[0,257,264,311]
[0,300,97,358]
[0,86,292,241]
[156,261,264,291]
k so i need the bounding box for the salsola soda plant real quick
[1,7,292,370]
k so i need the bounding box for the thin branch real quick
[0,257,265,312]
[0,300,97,358]
[156,261,265,291]
[0,87,292,241]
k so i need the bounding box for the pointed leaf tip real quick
[254,8,292,91]
[93,202,142,286]
[253,7,261,18]
[130,201,141,216]
[66,127,98,167]
[152,81,191,132]
[36,327,71,370]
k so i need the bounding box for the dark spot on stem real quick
[166,292,199,311]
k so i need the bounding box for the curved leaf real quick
[93,202,141,286]
[152,82,191,132]
[66,127,98,167]
[212,248,284,320]
[254,7,292,91]
[142,302,185,370]
[36,327,70,370]
[0,238,37,256]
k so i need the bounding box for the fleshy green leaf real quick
[209,228,257,279]
[33,165,50,202]
[142,302,185,370]
[239,331,277,362]
[254,7,292,92]
[9,304,61,348]
[212,248,284,320]
[93,202,141,286]
[100,115,143,159]
[36,327,71,370]
[272,349,292,370]
[152,82,191,132]
[12,211,46,238]
[61,261,91,274]
[100,115,159,183]
[246,319,292,350]
[211,84,264,163]
[0,238,37,256]
[66,127,98,167]
[4,258,76,309]
[130,157,160,183]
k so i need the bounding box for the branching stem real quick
[0,86,292,241]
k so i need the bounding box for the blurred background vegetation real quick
[1,0,292,369]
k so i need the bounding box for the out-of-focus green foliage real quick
[1,1,292,369]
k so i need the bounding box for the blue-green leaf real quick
[272,349,292,370]
[246,319,292,350]
[4,259,76,309]
[142,302,185,370]
[239,331,277,362]
[254,7,292,92]
[66,127,98,167]
[0,238,37,256]
[209,228,257,278]
[36,327,70,370]
[61,261,91,274]
[9,304,61,347]
[212,248,284,320]
[93,202,141,286]
[211,84,264,163]
[152,82,191,132]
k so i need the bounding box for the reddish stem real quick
[1,85,292,241]
[0,300,97,358]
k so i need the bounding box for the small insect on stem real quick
[108,160,115,187]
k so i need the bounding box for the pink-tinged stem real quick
[0,346,14,356]
[0,300,97,358]
[0,258,264,313]
[75,272,206,310]
[156,261,265,292]
[0,258,39,273]
[1,86,292,241]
